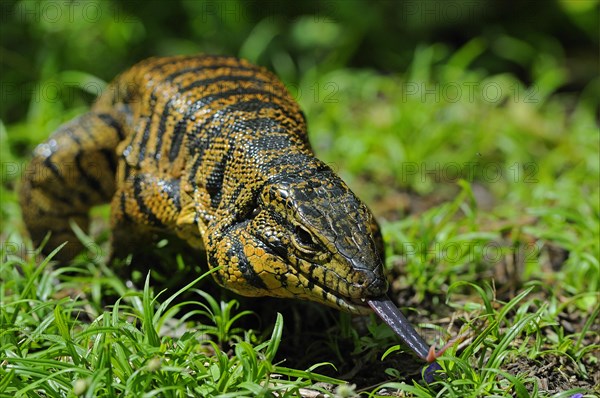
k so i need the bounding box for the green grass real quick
[1,246,344,397]
[2,19,599,398]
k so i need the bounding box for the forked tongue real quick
[367,296,430,361]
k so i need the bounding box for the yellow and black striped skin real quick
[19,55,388,314]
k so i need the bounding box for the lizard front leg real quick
[109,172,208,260]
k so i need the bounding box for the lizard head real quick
[207,163,388,314]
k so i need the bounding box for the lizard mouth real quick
[294,267,373,314]
[263,245,431,360]
[294,270,430,360]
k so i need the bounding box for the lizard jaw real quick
[293,270,373,314]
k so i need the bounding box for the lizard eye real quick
[292,225,319,253]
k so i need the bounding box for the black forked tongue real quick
[368,296,460,383]
[367,296,430,361]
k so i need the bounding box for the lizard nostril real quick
[357,270,377,287]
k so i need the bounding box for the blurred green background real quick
[1,0,597,128]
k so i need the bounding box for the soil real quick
[504,354,600,395]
